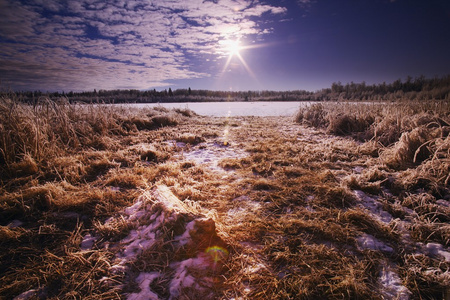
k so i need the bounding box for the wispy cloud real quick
[0,0,286,91]
[297,0,314,7]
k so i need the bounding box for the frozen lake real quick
[123,101,312,117]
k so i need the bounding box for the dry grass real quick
[0,97,196,299]
[296,100,450,191]
[1,98,449,299]
[293,101,449,299]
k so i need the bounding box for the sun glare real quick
[226,39,241,56]
[218,37,261,87]
[220,39,242,57]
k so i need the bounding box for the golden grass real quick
[1,98,449,299]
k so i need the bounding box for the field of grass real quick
[1,97,449,299]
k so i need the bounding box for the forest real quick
[3,74,450,104]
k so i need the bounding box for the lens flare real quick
[206,246,229,262]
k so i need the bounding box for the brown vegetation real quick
[1,97,449,299]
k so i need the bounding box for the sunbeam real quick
[219,37,263,86]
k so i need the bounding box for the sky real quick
[0,0,449,92]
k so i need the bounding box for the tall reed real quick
[0,97,183,175]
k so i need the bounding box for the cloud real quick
[0,0,286,91]
[296,0,315,8]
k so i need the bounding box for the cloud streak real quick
[0,0,286,91]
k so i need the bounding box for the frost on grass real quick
[84,185,229,299]
[175,140,247,173]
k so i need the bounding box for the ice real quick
[379,264,411,300]
[127,272,160,300]
[129,101,306,117]
[357,233,393,253]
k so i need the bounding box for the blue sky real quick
[1,0,449,92]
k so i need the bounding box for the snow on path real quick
[82,185,229,299]
[354,190,393,224]
[379,263,412,300]
[175,140,247,173]
[356,233,394,253]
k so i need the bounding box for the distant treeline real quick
[327,75,450,101]
[3,75,450,103]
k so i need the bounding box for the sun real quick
[218,37,259,85]
[222,39,242,57]
[227,39,241,56]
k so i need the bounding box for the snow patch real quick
[175,219,198,246]
[379,264,411,300]
[353,166,364,174]
[7,220,23,228]
[81,233,97,250]
[354,190,393,224]
[127,272,160,300]
[436,199,450,208]
[13,289,37,300]
[421,243,450,262]
[176,141,247,173]
[169,255,213,299]
[243,262,267,274]
[86,185,228,299]
[357,233,393,253]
